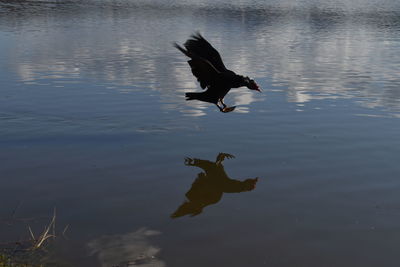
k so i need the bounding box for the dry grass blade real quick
[30,208,57,249]
[11,200,22,219]
[52,207,56,239]
[62,224,69,240]
[28,226,36,241]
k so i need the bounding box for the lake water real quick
[1,0,400,266]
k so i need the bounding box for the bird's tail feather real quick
[185,92,217,104]
[185,92,200,100]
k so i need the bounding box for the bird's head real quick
[242,76,261,92]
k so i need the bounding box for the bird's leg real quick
[215,103,224,112]
[216,98,227,112]
[219,98,227,108]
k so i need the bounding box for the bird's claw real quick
[221,106,236,113]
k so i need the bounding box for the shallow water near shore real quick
[1,0,400,266]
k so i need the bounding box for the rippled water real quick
[1,0,400,266]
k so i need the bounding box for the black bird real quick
[174,33,261,112]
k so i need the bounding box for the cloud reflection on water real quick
[87,227,165,267]
[2,0,400,116]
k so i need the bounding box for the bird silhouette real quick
[174,33,261,112]
[171,153,259,218]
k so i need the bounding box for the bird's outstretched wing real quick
[174,43,220,89]
[188,58,219,89]
[183,33,227,72]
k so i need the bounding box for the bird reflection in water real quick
[171,153,259,218]
[174,33,261,113]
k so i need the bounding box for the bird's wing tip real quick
[174,42,190,56]
[191,31,203,40]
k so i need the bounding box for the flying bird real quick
[174,33,261,112]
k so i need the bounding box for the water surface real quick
[1,0,400,266]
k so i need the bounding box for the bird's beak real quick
[255,87,262,92]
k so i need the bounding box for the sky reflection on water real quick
[1,0,400,117]
[88,228,165,267]
[1,1,400,267]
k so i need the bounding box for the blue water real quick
[1,0,400,266]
